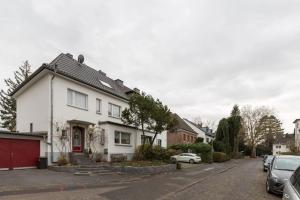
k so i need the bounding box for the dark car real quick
[282,165,300,200]
[266,155,300,195]
[263,155,274,171]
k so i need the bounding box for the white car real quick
[171,153,201,164]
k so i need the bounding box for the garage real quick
[0,131,46,170]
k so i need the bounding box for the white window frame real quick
[96,98,102,114]
[114,131,131,145]
[108,103,121,118]
[157,139,162,146]
[67,89,88,110]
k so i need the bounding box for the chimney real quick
[78,54,84,64]
[66,53,73,59]
[115,79,123,86]
[98,70,106,76]
[133,88,140,94]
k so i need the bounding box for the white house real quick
[11,53,167,164]
[294,119,300,149]
[272,133,294,155]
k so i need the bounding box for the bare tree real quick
[193,116,216,131]
[241,105,273,157]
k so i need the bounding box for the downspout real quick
[50,64,57,163]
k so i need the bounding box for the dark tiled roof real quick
[172,114,197,134]
[274,134,295,145]
[11,53,133,100]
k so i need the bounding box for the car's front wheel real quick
[189,159,195,164]
[266,180,272,194]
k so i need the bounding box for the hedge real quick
[213,152,228,162]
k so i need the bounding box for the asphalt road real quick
[0,158,281,200]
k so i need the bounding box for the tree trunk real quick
[251,145,256,158]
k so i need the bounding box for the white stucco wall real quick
[16,74,50,132]
[273,144,290,155]
[295,120,300,148]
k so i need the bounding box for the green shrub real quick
[213,141,225,152]
[194,137,204,143]
[213,152,228,162]
[133,145,171,161]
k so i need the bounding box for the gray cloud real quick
[1,0,300,132]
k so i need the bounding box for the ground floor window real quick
[157,139,162,146]
[141,135,152,144]
[115,131,131,145]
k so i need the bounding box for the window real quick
[141,135,152,144]
[157,139,162,146]
[108,103,121,118]
[30,123,33,132]
[183,134,186,141]
[67,89,88,110]
[206,138,209,143]
[96,99,101,114]
[115,131,131,145]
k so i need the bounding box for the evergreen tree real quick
[0,61,31,131]
[228,105,242,155]
[215,118,230,155]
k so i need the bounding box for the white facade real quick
[273,144,290,155]
[14,69,167,164]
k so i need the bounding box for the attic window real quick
[100,80,112,88]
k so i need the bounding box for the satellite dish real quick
[78,54,84,63]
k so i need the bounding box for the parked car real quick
[282,165,300,200]
[171,153,201,164]
[266,155,300,195]
[263,155,274,171]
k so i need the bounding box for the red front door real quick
[0,138,40,169]
[72,127,84,152]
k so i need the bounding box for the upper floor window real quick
[108,103,121,118]
[67,89,88,110]
[96,99,101,114]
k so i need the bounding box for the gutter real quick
[50,64,57,163]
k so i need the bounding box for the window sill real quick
[96,112,102,115]
[115,144,132,147]
[67,104,88,111]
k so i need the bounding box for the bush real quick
[194,137,204,143]
[111,154,127,162]
[57,154,68,166]
[213,152,228,162]
[213,141,225,152]
[133,145,171,161]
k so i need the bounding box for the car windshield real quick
[273,157,300,171]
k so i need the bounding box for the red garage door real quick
[0,138,40,169]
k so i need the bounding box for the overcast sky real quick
[1,0,300,132]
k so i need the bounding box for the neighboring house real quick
[167,114,198,146]
[272,133,295,155]
[183,119,207,143]
[10,53,167,164]
[294,119,300,149]
[200,127,215,143]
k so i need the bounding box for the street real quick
[0,159,281,200]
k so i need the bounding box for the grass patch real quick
[112,160,168,167]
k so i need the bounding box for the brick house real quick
[167,114,198,146]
